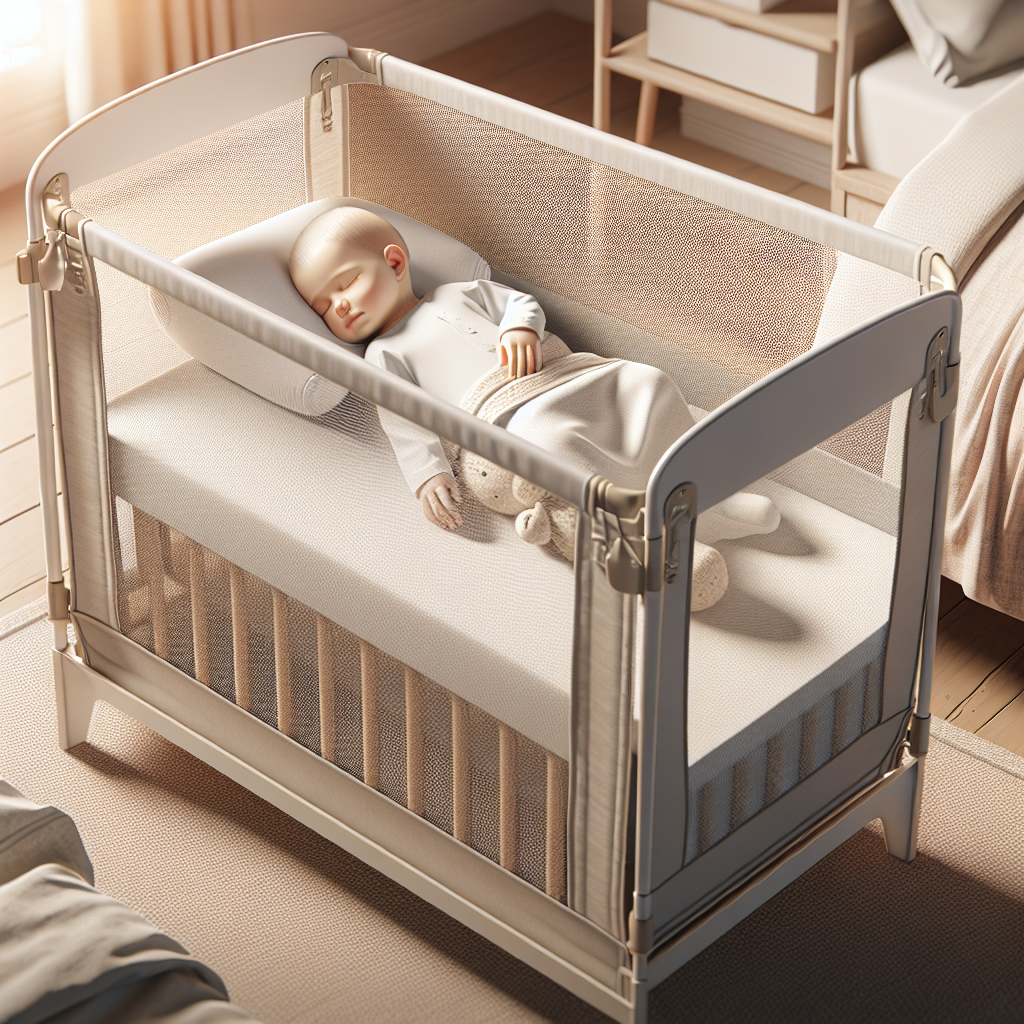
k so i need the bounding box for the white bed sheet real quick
[107,360,896,784]
[848,43,1023,179]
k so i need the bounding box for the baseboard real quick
[680,98,831,189]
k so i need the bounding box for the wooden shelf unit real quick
[602,30,833,145]
[594,0,906,220]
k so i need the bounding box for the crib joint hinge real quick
[16,239,46,285]
[923,327,958,423]
[19,233,67,291]
[628,911,654,955]
[347,47,387,77]
[663,484,697,588]
[30,174,93,292]
[48,580,70,622]
[908,713,930,757]
[591,479,647,594]
[311,54,382,131]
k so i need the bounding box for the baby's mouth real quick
[344,311,362,330]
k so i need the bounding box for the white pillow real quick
[890,0,1024,86]
[152,198,491,416]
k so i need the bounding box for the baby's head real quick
[290,207,417,343]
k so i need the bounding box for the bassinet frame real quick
[21,33,960,1023]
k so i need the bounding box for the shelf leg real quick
[594,0,612,131]
[636,81,659,147]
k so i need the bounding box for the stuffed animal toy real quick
[458,451,731,610]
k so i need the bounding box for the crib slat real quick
[229,563,252,712]
[452,694,470,843]
[133,508,168,660]
[188,543,211,686]
[405,667,425,816]
[273,589,293,738]
[545,752,567,902]
[360,640,380,790]
[317,616,336,763]
[499,723,517,872]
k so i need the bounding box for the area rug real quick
[1,600,1021,1023]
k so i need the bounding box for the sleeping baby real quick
[290,207,779,605]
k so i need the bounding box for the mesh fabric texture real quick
[114,503,569,900]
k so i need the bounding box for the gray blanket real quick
[0,782,256,1024]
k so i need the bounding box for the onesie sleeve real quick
[375,408,454,495]
[365,338,454,495]
[460,280,546,340]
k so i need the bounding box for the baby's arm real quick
[374,407,463,531]
[367,344,464,531]
[461,281,546,379]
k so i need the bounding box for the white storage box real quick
[647,1,836,114]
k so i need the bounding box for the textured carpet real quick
[1,600,1021,1023]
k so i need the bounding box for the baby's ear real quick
[384,243,409,280]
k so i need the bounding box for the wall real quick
[246,0,549,63]
[550,0,646,37]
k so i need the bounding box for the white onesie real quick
[365,280,546,493]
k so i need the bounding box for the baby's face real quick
[292,237,407,344]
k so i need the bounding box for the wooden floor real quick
[0,179,68,619]
[1,12,1020,755]
[935,577,1024,755]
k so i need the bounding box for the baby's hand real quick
[417,473,463,531]
[499,328,543,379]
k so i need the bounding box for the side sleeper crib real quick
[21,33,960,1024]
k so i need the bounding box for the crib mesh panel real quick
[684,393,907,862]
[347,86,831,382]
[345,84,921,478]
[70,99,306,402]
[113,497,569,899]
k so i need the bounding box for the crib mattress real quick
[848,43,1023,179]
[106,360,896,781]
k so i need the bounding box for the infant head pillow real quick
[152,198,491,416]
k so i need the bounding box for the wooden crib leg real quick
[189,543,211,686]
[317,615,336,763]
[229,563,252,712]
[360,640,380,790]
[545,752,567,902]
[273,589,293,738]
[452,694,470,843]
[405,667,425,816]
[133,508,168,660]
[499,723,517,872]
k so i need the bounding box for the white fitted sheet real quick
[107,359,896,785]
[849,43,1023,178]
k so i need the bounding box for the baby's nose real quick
[334,295,350,315]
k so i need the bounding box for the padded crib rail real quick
[381,57,931,283]
[29,31,936,285]
[81,221,593,509]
